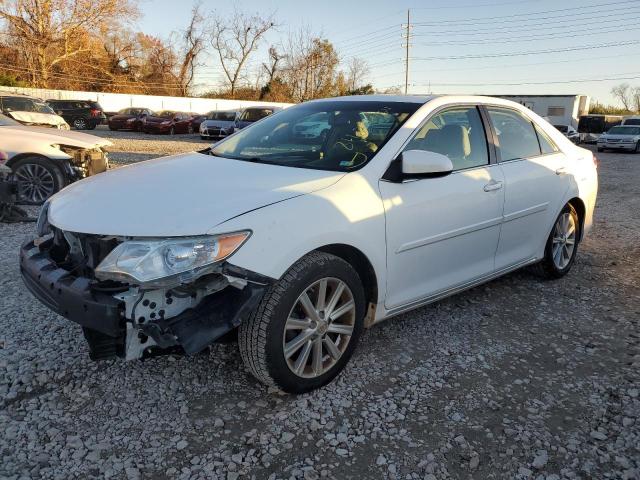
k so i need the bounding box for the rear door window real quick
[487,108,541,161]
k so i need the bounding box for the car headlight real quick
[161,120,171,125]
[95,231,251,287]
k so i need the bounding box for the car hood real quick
[48,152,345,237]
[8,111,68,128]
[110,114,136,121]
[145,116,172,124]
[0,126,111,148]
[202,120,235,128]
[602,134,639,140]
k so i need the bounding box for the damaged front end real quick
[57,145,109,182]
[20,225,271,361]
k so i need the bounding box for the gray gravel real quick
[1,138,639,479]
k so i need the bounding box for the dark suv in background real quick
[46,99,107,130]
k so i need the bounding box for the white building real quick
[496,95,590,128]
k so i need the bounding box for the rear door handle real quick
[483,181,503,192]
[555,167,568,175]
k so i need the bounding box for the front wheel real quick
[239,252,365,393]
[12,157,65,204]
[635,141,640,154]
[532,204,580,279]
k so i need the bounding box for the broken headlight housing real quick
[95,231,251,287]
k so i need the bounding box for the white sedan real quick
[0,114,111,203]
[21,95,598,393]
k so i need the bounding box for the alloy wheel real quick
[282,277,356,378]
[551,212,576,270]
[14,163,56,203]
[73,118,87,129]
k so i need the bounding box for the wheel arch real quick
[6,153,68,171]
[567,196,586,241]
[314,243,379,316]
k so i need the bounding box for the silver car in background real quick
[199,111,238,140]
[597,125,640,153]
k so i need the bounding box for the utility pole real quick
[404,9,410,95]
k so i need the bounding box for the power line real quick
[411,0,640,25]
[409,71,640,87]
[411,39,640,61]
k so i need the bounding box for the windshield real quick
[239,108,274,122]
[210,101,420,172]
[209,111,236,121]
[156,110,175,118]
[625,118,640,126]
[2,97,55,114]
[0,113,20,126]
[608,126,640,135]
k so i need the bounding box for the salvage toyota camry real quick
[21,95,598,393]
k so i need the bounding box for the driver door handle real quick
[483,180,503,192]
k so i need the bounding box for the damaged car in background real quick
[0,114,111,203]
[21,95,598,393]
[0,93,69,130]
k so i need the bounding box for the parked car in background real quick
[21,95,598,393]
[597,125,640,152]
[108,108,154,131]
[554,124,580,144]
[578,114,623,143]
[189,113,207,133]
[143,111,194,135]
[199,110,238,140]
[46,99,106,130]
[235,106,281,130]
[0,93,69,130]
[0,114,110,203]
[622,115,640,126]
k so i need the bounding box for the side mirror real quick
[401,150,453,178]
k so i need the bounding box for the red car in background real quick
[142,111,194,135]
[189,113,207,133]
[108,108,154,131]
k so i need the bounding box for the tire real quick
[531,203,580,279]
[108,125,117,131]
[200,135,207,140]
[72,117,88,130]
[239,251,366,393]
[169,126,175,136]
[188,125,194,134]
[11,156,65,204]
[635,141,640,154]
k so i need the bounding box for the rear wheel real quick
[72,117,88,130]
[169,126,175,136]
[12,157,65,204]
[239,252,365,393]
[635,141,640,153]
[532,204,580,279]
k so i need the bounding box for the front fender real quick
[209,173,387,303]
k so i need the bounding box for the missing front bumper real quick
[20,239,271,360]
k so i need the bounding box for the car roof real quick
[303,94,542,109]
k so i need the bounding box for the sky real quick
[136,0,640,105]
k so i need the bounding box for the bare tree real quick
[611,83,633,111]
[633,87,640,113]
[175,2,206,96]
[210,9,275,98]
[0,0,138,87]
[262,46,282,84]
[345,57,369,92]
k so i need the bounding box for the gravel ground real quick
[1,138,639,480]
[90,125,213,165]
